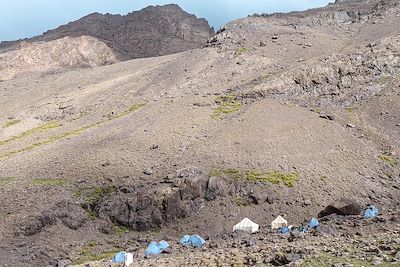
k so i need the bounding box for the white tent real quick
[271,215,288,229]
[233,218,259,233]
[124,253,133,267]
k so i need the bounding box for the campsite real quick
[0,0,399,266]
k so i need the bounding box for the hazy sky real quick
[0,0,334,41]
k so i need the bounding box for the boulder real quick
[176,166,203,178]
[248,189,265,204]
[206,176,228,200]
[270,253,301,265]
[266,190,276,204]
[21,201,87,236]
[318,199,362,217]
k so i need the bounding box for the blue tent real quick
[364,206,378,219]
[158,240,170,250]
[189,235,206,247]
[309,218,319,228]
[112,251,126,263]
[180,234,206,248]
[279,227,290,234]
[144,241,170,256]
[179,235,190,244]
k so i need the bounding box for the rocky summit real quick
[0,4,214,61]
[0,0,399,266]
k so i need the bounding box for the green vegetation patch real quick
[74,243,119,265]
[0,121,61,147]
[0,103,146,159]
[211,94,241,119]
[75,186,117,206]
[0,177,14,187]
[378,75,391,85]
[110,103,146,120]
[234,47,249,57]
[345,107,357,113]
[32,178,68,186]
[71,111,91,121]
[0,211,6,221]
[313,108,321,114]
[210,168,298,188]
[115,226,132,235]
[75,186,117,221]
[379,154,398,167]
[85,209,98,220]
[234,196,252,206]
[4,119,21,128]
[301,250,395,267]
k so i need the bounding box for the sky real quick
[0,0,334,42]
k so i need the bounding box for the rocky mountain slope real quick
[0,4,214,60]
[0,0,399,266]
[0,36,117,81]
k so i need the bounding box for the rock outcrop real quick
[0,36,117,80]
[243,33,400,107]
[93,173,228,231]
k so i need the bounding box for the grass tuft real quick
[110,103,146,120]
[4,119,21,128]
[379,154,398,167]
[85,209,98,220]
[234,47,249,57]
[211,94,241,119]
[0,177,14,187]
[378,75,391,85]
[115,226,132,235]
[345,107,357,113]
[0,211,6,221]
[74,244,119,265]
[0,121,61,147]
[210,168,298,188]
[234,196,252,206]
[75,186,117,206]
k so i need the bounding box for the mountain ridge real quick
[0,4,214,60]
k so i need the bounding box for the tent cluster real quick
[232,216,291,234]
[111,234,207,265]
[232,216,292,234]
[111,205,379,266]
[277,217,320,235]
[144,235,207,257]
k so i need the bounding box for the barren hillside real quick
[0,0,399,266]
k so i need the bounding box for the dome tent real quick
[271,215,288,229]
[180,234,206,247]
[233,218,259,233]
[112,251,126,263]
[144,240,170,256]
